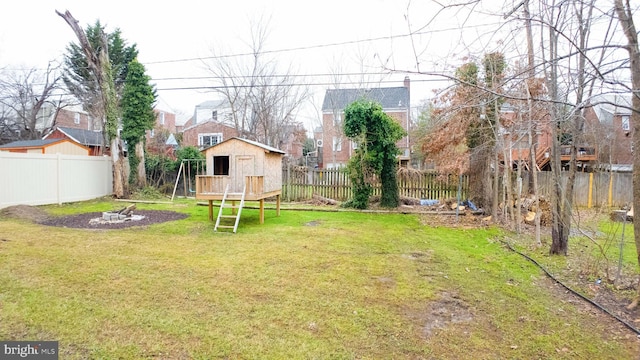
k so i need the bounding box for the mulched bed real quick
[39,210,188,229]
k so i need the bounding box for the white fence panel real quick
[0,152,113,209]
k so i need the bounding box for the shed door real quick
[235,155,254,192]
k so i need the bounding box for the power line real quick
[154,78,450,92]
[149,71,451,82]
[143,23,503,66]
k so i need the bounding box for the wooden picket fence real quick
[281,167,467,202]
[280,167,633,207]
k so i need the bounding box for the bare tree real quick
[0,64,62,142]
[613,0,640,310]
[203,17,309,148]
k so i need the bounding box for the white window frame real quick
[159,112,165,126]
[332,136,342,152]
[150,129,155,138]
[199,133,223,147]
[622,115,630,131]
[333,112,342,127]
[74,113,80,124]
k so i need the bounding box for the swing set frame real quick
[171,158,206,201]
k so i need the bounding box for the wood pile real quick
[519,196,551,226]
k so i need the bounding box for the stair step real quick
[220,215,237,219]
[217,225,235,229]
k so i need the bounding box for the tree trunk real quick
[136,142,147,188]
[614,0,640,310]
[57,10,127,198]
[111,138,128,199]
[492,153,499,221]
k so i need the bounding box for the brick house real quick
[583,94,633,168]
[505,94,633,171]
[146,98,178,156]
[182,119,240,150]
[52,106,100,131]
[319,77,411,169]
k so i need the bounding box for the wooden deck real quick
[195,175,281,224]
[560,145,597,162]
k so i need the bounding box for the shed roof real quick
[48,127,104,147]
[0,138,64,149]
[201,137,285,154]
[321,87,409,112]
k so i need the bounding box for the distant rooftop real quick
[321,87,410,112]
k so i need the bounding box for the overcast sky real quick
[0,0,527,128]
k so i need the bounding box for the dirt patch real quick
[39,210,188,229]
[406,291,474,339]
[0,205,51,223]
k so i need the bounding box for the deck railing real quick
[196,175,264,195]
[245,176,264,195]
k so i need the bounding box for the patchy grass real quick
[0,200,638,359]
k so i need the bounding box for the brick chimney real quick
[404,76,410,105]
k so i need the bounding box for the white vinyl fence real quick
[0,152,113,209]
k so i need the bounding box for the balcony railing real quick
[196,175,264,196]
[560,145,596,161]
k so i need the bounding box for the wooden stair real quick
[534,146,551,170]
[214,184,246,233]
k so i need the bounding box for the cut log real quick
[524,211,536,224]
[117,204,136,216]
[312,194,338,205]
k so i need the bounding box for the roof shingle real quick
[321,87,409,112]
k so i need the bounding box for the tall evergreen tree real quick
[121,59,157,188]
[57,11,134,198]
[61,20,138,150]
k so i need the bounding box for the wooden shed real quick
[196,137,284,230]
[0,138,90,156]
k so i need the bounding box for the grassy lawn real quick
[0,199,638,359]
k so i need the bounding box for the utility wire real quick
[501,238,640,336]
[144,22,503,65]
[154,78,448,92]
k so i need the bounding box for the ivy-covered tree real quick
[343,99,405,209]
[61,19,138,151]
[120,58,157,188]
[57,10,130,198]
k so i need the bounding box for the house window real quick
[352,141,358,150]
[622,115,630,131]
[333,112,342,127]
[159,112,165,126]
[74,113,80,124]
[332,136,342,152]
[150,129,155,138]
[213,156,230,175]
[199,133,223,147]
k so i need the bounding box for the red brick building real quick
[319,77,412,169]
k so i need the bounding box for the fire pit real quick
[89,204,145,225]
